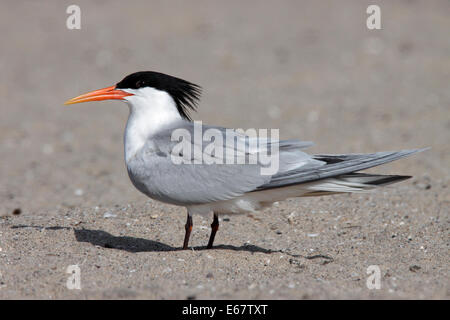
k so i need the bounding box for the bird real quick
[65,71,426,250]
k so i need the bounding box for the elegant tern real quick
[65,71,425,249]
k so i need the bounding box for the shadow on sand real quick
[11,224,280,254]
[11,224,302,256]
[73,228,276,254]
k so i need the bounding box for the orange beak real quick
[64,85,134,105]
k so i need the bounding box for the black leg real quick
[207,213,219,249]
[183,213,193,250]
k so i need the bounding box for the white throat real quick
[122,87,182,162]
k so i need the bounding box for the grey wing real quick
[257,148,426,191]
[129,121,320,205]
[130,122,266,205]
[133,159,267,205]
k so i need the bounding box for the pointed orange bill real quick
[64,85,134,105]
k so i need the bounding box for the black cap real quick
[116,71,202,121]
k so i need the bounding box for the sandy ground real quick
[0,1,448,299]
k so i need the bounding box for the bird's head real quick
[65,71,202,120]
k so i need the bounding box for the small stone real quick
[12,208,21,215]
[307,233,319,237]
[409,265,421,272]
[206,272,213,279]
[74,189,84,196]
[351,272,360,281]
[415,183,431,190]
[150,214,158,219]
[287,212,296,224]
[413,177,432,190]
[103,212,116,218]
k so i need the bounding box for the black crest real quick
[116,71,202,121]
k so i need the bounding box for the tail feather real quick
[257,148,426,191]
[336,173,412,186]
[300,173,412,197]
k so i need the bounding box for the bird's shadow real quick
[74,228,276,254]
[11,224,278,254]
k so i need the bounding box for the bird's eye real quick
[135,80,144,88]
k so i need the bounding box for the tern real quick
[65,71,425,250]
